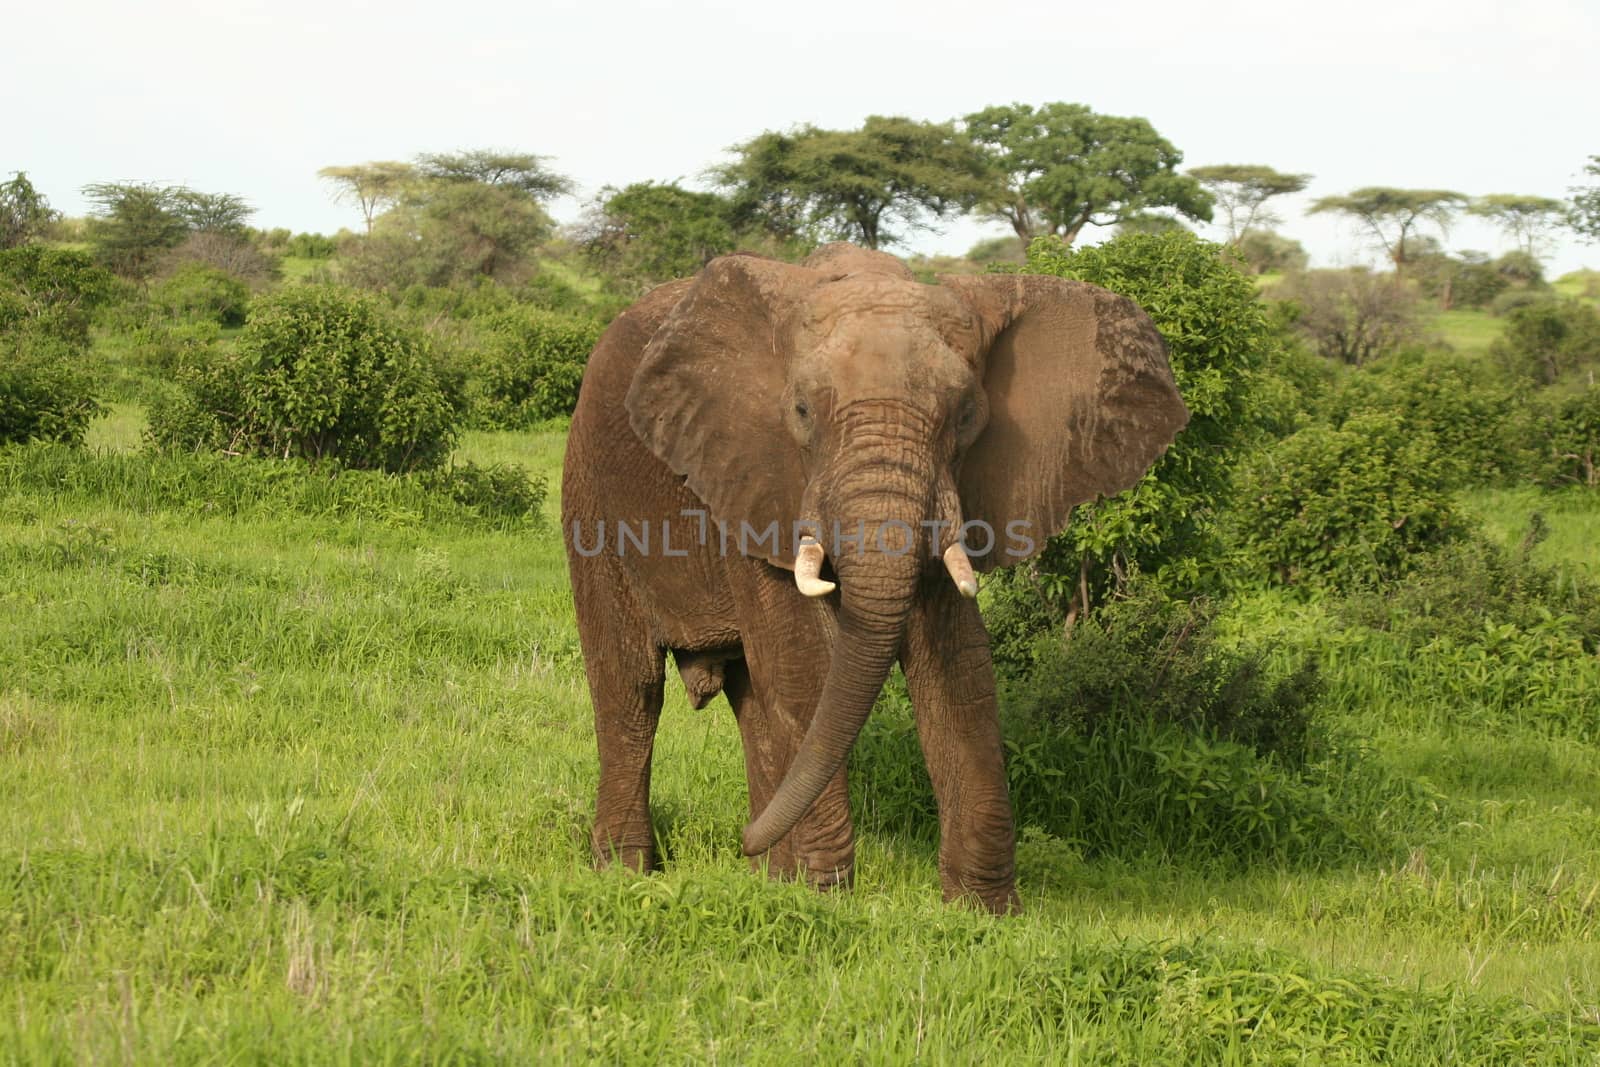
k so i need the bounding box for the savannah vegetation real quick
[3,114,1600,1061]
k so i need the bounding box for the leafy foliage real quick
[150,263,252,326]
[150,286,462,472]
[581,182,738,290]
[1231,411,1464,591]
[413,150,574,201]
[1548,386,1600,487]
[1232,230,1307,275]
[470,307,602,427]
[716,116,990,249]
[1567,155,1600,243]
[1188,164,1311,243]
[1307,187,1468,273]
[963,103,1212,244]
[1321,352,1538,487]
[0,245,117,346]
[1468,194,1569,257]
[340,180,555,289]
[83,182,255,279]
[997,578,1320,764]
[0,334,103,446]
[0,171,60,248]
[1275,268,1422,365]
[1489,299,1600,386]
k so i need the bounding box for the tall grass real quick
[1,424,1599,1061]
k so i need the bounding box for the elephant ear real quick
[626,254,823,568]
[940,274,1189,572]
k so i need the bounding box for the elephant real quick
[561,243,1187,914]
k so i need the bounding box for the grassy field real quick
[3,393,1599,1061]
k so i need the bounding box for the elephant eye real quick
[794,400,810,419]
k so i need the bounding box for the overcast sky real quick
[9,0,1597,274]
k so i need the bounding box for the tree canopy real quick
[1307,187,1467,273]
[1570,156,1600,243]
[962,102,1213,244]
[414,150,574,202]
[714,116,990,249]
[317,162,417,234]
[581,182,738,290]
[1188,164,1311,244]
[1468,194,1569,257]
[0,172,59,248]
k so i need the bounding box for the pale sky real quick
[8,0,1597,274]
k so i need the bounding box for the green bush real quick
[1489,287,1553,316]
[148,286,463,472]
[995,577,1320,764]
[1341,533,1600,657]
[1231,411,1464,591]
[143,343,256,455]
[1548,386,1600,488]
[1491,300,1600,386]
[0,245,116,347]
[286,232,336,259]
[0,334,104,446]
[150,262,251,326]
[1321,353,1538,487]
[471,306,601,427]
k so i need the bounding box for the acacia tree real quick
[1188,164,1311,243]
[714,116,990,249]
[1570,156,1600,243]
[316,161,417,234]
[1,172,59,248]
[1307,187,1467,274]
[961,102,1212,245]
[82,182,191,278]
[414,150,574,201]
[1468,194,1568,257]
[581,182,738,290]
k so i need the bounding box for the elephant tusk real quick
[943,542,978,598]
[795,537,836,597]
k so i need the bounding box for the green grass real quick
[1429,308,1503,357]
[1553,270,1600,305]
[3,410,1600,1060]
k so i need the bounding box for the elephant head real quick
[625,244,1187,856]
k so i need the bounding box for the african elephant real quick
[561,243,1187,914]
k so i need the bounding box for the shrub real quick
[998,578,1320,764]
[1340,533,1600,656]
[149,286,462,472]
[1321,352,1539,487]
[150,263,251,326]
[1491,300,1600,386]
[1488,287,1552,316]
[0,334,103,446]
[286,232,336,259]
[1548,385,1600,488]
[472,306,602,427]
[1231,411,1464,591]
[143,343,257,455]
[1233,230,1307,275]
[1276,268,1422,365]
[157,232,278,286]
[0,245,116,347]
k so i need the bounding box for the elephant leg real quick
[723,657,799,878]
[572,560,665,873]
[725,563,855,889]
[900,576,1020,914]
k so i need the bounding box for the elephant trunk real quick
[742,479,927,857]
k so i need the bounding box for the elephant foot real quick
[942,877,1022,916]
[593,826,655,874]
